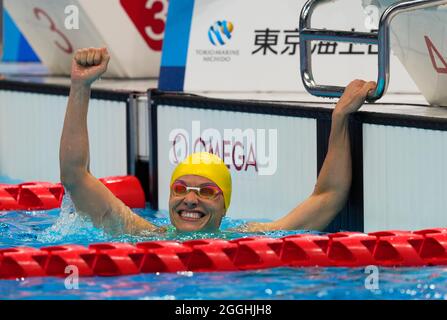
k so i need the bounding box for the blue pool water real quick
[0,187,446,300]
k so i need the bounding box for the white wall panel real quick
[157,106,317,220]
[0,90,127,182]
[364,124,447,232]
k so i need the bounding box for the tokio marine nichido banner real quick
[160,0,447,106]
[4,0,168,77]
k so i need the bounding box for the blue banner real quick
[158,0,194,91]
[2,9,39,62]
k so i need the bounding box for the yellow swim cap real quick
[170,152,232,209]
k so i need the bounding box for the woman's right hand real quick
[71,47,110,87]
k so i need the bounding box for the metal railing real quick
[299,0,447,102]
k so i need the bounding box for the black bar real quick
[150,90,330,119]
[0,300,441,316]
[0,79,130,101]
[135,159,150,202]
[349,116,365,232]
[125,95,134,175]
[151,91,446,131]
[358,111,447,131]
[147,89,159,210]
[318,115,364,233]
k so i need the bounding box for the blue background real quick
[2,9,40,62]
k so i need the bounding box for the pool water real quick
[0,194,447,300]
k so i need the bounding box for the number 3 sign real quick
[120,0,168,52]
[5,0,168,77]
[33,7,74,54]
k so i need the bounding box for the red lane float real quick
[0,176,145,211]
[1,228,447,279]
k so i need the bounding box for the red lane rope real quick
[1,229,446,279]
[0,176,145,210]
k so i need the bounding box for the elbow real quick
[59,147,87,188]
[60,161,73,186]
[313,182,350,204]
[60,173,74,190]
[311,189,350,217]
[60,172,77,191]
[60,165,87,190]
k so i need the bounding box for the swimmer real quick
[60,47,376,234]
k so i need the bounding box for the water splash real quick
[37,192,108,244]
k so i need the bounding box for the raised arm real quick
[247,80,376,232]
[60,47,158,235]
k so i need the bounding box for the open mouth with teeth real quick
[177,210,207,222]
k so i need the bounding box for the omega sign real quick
[168,121,278,176]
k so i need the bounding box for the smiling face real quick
[169,175,226,232]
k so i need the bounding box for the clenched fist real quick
[71,47,110,86]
